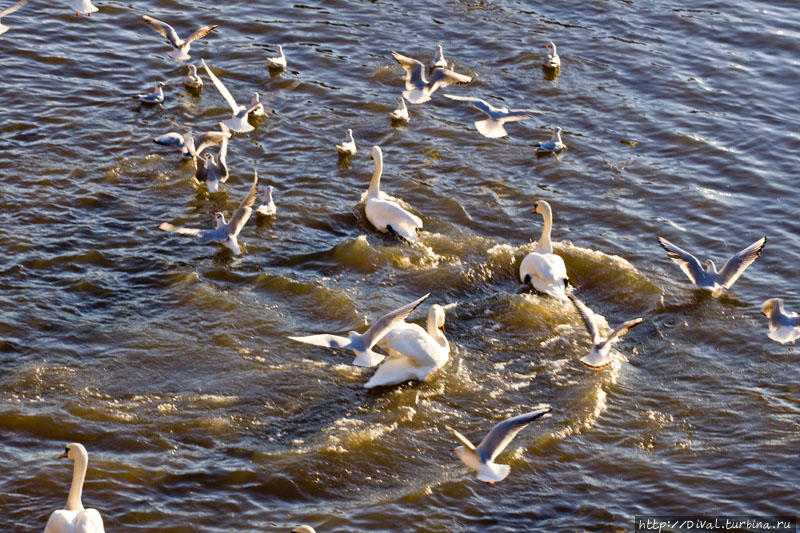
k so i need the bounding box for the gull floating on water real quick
[69,0,97,16]
[443,94,550,138]
[389,97,409,123]
[44,443,105,533]
[292,527,315,533]
[267,44,287,70]
[202,58,261,134]
[449,406,551,484]
[657,235,766,295]
[183,64,202,92]
[289,293,430,367]
[250,92,265,117]
[336,129,356,155]
[535,127,566,154]
[430,44,448,70]
[365,146,423,242]
[141,14,217,62]
[543,41,560,69]
[761,298,800,345]
[195,124,230,193]
[365,303,452,388]
[0,0,27,36]
[134,81,166,104]
[520,200,569,300]
[391,51,471,104]
[153,125,231,161]
[256,185,276,216]
[568,293,643,369]
[159,170,258,255]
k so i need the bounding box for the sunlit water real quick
[1,0,798,531]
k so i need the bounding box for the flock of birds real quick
[2,1,797,532]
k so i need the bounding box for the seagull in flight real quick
[567,293,643,369]
[391,51,471,104]
[153,125,231,161]
[443,94,550,138]
[449,406,551,484]
[159,170,258,255]
[202,58,261,133]
[288,293,430,367]
[657,235,766,295]
[761,298,800,345]
[141,14,217,62]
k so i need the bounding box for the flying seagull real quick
[443,94,550,138]
[141,14,217,62]
[568,293,643,369]
[391,51,471,104]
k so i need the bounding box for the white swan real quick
[543,41,560,68]
[365,303,450,388]
[761,298,800,345]
[267,44,287,70]
[519,200,569,299]
[568,293,643,369]
[449,406,551,484]
[364,146,423,242]
[44,443,105,533]
[336,129,356,155]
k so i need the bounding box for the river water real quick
[1,0,798,531]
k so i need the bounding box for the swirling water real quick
[0,0,798,531]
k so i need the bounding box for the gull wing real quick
[202,58,240,113]
[158,222,206,238]
[142,15,182,47]
[216,123,230,170]
[227,171,258,238]
[360,293,430,350]
[442,94,494,117]
[193,129,229,155]
[429,67,472,89]
[1,0,28,18]
[184,24,217,45]
[446,425,476,451]
[717,236,766,289]
[501,109,550,122]
[153,132,185,148]
[657,237,705,285]
[391,51,427,90]
[567,293,601,344]
[604,317,644,346]
[476,407,551,462]
[288,334,352,350]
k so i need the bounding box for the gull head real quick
[187,64,197,74]
[703,258,717,273]
[761,298,781,317]
[214,212,226,227]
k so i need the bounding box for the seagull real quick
[267,44,287,70]
[543,41,560,69]
[292,527,315,533]
[535,127,565,154]
[449,406,551,484]
[256,185,276,216]
[567,293,643,369]
[202,58,261,134]
[250,92,265,117]
[761,298,800,345]
[389,97,409,123]
[153,125,231,161]
[430,44,448,70]
[134,81,166,104]
[289,293,430,367]
[336,129,356,155]
[0,0,27,36]
[183,64,202,92]
[141,14,217,62]
[158,170,258,255]
[69,0,97,16]
[443,94,550,138]
[391,51,472,104]
[195,124,230,193]
[657,236,766,295]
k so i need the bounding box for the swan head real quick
[530,199,553,217]
[761,298,782,317]
[60,442,88,462]
[346,128,354,141]
[370,145,382,162]
[429,304,447,332]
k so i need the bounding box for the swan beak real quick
[58,451,69,459]
[529,208,537,214]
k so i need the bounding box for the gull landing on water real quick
[153,125,231,161]
[69,0,97,16]
[761,298,800,345]
[202,58,261,134]
[159,171,258,255]
[194,123,230,193]
[141,14,217,62]
[289,293,430,367]
[134,81,166,104]
[0,0,27,36]
[391,51,472,104]
[443,94,551,138]
[449,406,551,484]
[568,293,643,369]
[657,235,766,295]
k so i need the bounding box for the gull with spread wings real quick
[568,293,643,369]
[391,51,471,104]
[141,14,217,62]
[202,58,261,133]
[443,94,551,138]
[153,124,231,162]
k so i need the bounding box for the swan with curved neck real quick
[519,200,568,300]
[366,303,451,388]
[44,443,105,533]
[364,145,423,242]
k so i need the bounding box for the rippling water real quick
[1,0,798,531]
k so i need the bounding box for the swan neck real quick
[368,152,383,198]
[536,206,554,253]
[427,309,448,348]
[66,453,87,511]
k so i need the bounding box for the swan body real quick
[568,293,643,368]
[389,97,409,123]
[69,0,97,16]
[761,298,800,345]
[267,44,287,70]
[543,41,560,68]
[135,81,166,104]
[364,146,423,242]
[141,14,217,62]
[450,407,551,484]
[0,0,27,35]
[256,185,276,216]
[366,304,450,388]
[535,127,565,154]
[44,443,105,533]
[519,200,568,299]
[202,58,260,133]
[657,236,766,295]
[391,51,471,104]
[183,64,202,92]
[336,128,356,155]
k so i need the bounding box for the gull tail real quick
[474,119,508,138]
